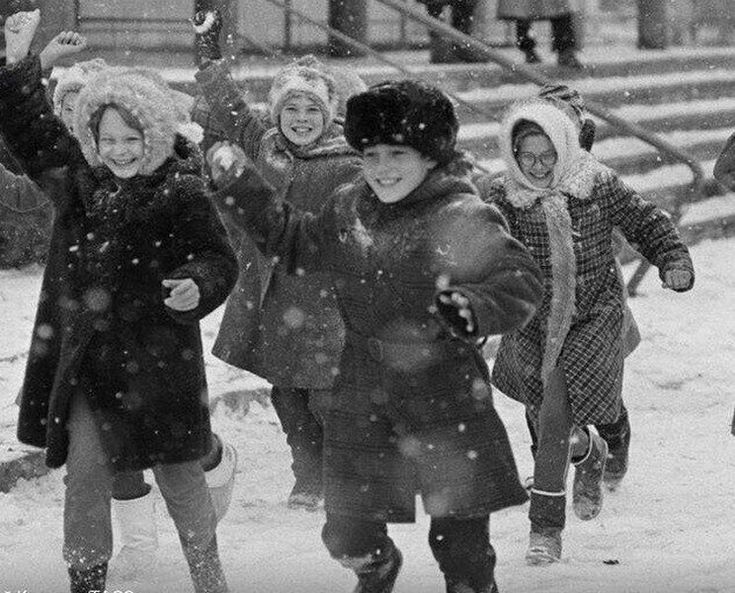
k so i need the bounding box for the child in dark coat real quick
[485,96,694,564]
[1,13,237,593]
[192,12,362,510]
[207,79,543,593]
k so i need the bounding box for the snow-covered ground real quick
[1,236,734,593]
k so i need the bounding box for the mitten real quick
[193,10,222,62]
[579,118,596,152]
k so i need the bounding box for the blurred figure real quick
[496,0,583,68]
[417,0,487,63]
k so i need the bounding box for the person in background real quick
[485,95,694,565]
[192,11,362,510]
[2,12,237,592]
[417,0,487,64]
[496,0,583,68]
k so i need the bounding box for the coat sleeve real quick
[713,131,735,190]
[435,201,543,339]
[599,171,695,291]
[210,163,338,274]
[163,175,239,324]
[194,60,268,160]
[0,56,84,190]
[0,164,48,212]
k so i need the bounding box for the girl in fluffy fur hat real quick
[191,12,363,511]
[485,97,694,565]
[207,78,543,593]
[1,14,237,593]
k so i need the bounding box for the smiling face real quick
[60,91,79,133]
[278,94,325,146]
[362,144,436,204]
[515,133,557,189]
[95,107,145,179]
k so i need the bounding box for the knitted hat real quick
[344,79,459,165]
[74,67,181,175]
[329,66,367,119]
[52,58,109,115]
[268,55,338,128]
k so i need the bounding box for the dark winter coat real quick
[497,0,574,20]
[488,100,694,426]
[213,160,543,522]
[0,57,238,471]
[194,61,361,388]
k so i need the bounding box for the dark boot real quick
[516,19,542,64]
[596,406,631,490]
[68,563,107,593]
[551,14,583,69]
[345,542,403,593]
[572,428,608,520]
[182,534,229,593]
[526,491,565,564]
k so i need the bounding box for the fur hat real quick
[343,79,459,165]
[268,55,338,128]
[52,58,109,115]
[74,67,182,175]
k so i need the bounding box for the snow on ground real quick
[1,237,734,593]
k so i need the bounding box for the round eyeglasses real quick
[516,151,558,168]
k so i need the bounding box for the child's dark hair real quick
[87,103,144,143]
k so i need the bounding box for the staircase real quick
[167,43,735,248]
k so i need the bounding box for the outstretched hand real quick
[39,31,87,70]
[4,9,41,65]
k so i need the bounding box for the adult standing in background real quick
[497,0,583,68]
[417,0,487,63]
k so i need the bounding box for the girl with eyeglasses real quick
[483,98,695,565]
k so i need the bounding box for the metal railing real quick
[251,0,706,295]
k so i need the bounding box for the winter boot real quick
[572,427,608,520]
[526,490,565,565]
[341,543,403,593]
[108,489,158,580]
[182,534,229,593]
[68,563,107,593]
[557,48,583,69]
[525,526,562,565]
[204,435,239,522]
[597,408,631,491]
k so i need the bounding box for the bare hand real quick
[438,291,475,333]
[663,269,692,291]
[4,9,41,64]
[206,141,249,186]
[162,278,200,311]
[39,31,88,70]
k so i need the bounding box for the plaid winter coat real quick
[0,57,238,471]
[213,160,543,522]
[486,163,694,425]
[193,61,361,388]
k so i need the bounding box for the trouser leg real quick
[550,13,577,52]
[154,460,227,592]
[63,391,114,571]
[270,386,324,492]
[429,515,498,593]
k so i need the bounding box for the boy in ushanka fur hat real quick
[1,14,237,592]
[191,11,363,512]
[207,77,543,593]
[485,97,694,565]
